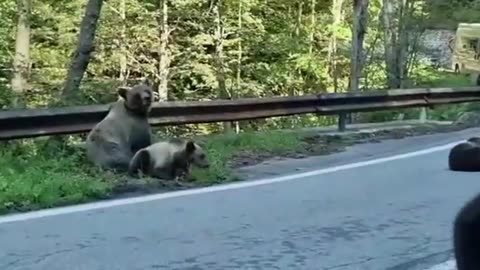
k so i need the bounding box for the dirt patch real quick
[228,150,278,168]
[226,123,471,170]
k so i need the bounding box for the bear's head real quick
[118,81,154,116]
[185,140,210,169]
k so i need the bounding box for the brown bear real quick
[128,138,210,182]
[448,137,480,172]
[85,82,154,172]
[453,191,480,270]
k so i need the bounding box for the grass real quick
[188,130,305,184]
[0,131,307,214]
[412,67,471,88]
[0,138,113,213]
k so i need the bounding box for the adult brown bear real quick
[85,82,154,172]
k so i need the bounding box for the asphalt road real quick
[3,127,480,270]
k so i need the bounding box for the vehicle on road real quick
[451,23,480,85]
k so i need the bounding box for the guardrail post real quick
[419,107,427,123]
[338,113,346,132]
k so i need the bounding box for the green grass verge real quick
[0,139,113,213]
[188,130,305,184]
[0,131,307,214]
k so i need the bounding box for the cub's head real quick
[185,140,210,169]
[117,81,154,115]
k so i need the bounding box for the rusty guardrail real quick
[1,86,480,140]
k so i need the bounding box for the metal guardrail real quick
[1,86,480,140]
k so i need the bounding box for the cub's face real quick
[185,141,210,169]
[118,83,154,115]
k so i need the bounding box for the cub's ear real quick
[186,140,196,154]
[117,86,130,100]
[138,149,151,174]
[128,149,151,176]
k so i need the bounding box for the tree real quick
[341,0,369,129]
[212,0,232,132]
[235,0,243,133]
[328,0,345,93]
[156,0,170,101]
[62,0,104,102]
[351,0,369,93]
[381,0,420,89]
[119,0,127,84]
[381,0,399,89]
[11,0,31,107]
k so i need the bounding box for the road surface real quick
[3,127,480,270]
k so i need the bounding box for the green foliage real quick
[410,67,475,122]
[410,67,471,88]
[1,0,475,110]
[0,130,305,213]
[360,67,473,123]
[189,130,304,184]
[0,138,113,213]
[425,0,480,29]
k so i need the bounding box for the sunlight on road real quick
[425,259,456,270]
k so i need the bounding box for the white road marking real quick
[0,140,464,225]
[424,259,456,270]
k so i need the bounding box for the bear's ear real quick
[186,140,196,154]
[117,86,130,100]
[142,78,153,87]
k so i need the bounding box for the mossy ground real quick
[0,121,473,215]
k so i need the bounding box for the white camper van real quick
[451,23,480,85]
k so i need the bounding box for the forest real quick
[0,0,479,213]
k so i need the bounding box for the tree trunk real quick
[351,0,369,93]
[289,1,303,100]
[157,0,170,101]
[235,0,243,134]
[399,0,418,86]
[308,0,316,55]
[328,0,345,93]
[294,1,303,38]
[348,0,369,124]
[11,0,31,108]
[382,0,419,120]
[397,0,406,89]
[62,0,104,102]
[382,0,400,89]
[212,0,232,132]
[119,0,127,84]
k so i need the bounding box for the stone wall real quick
[416,29,456,68]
